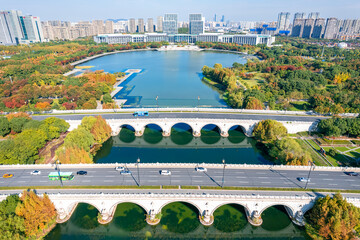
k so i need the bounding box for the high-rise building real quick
[312,18,326,38]
[156,16,163,32]
[147,18,154,32]
[19,15,44,43]
[308,12,320,20]
[277,12,291,31]
[189,13,204,34]
[214,14,217,22]
[291,18,305,37]
[294,12,305,21]
[302,18,315,38]
[221,15,225,22]
[104,20,114,34]
[0,10,24,45]
[93,20,104,35]
[163,13,178,34]
[137,18,144,33]
[128,18,136,33]
[323,18,339,39]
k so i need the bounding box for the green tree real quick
[0,117,10,136]
[253,119,288,142]
[0,195,25,240]
[269,138,312,165]
[306,193,360,240]
[102,93,112,104]
[64,127,94,151]
[10,117,29,133]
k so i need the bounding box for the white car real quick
[120,170,132,175]
[160,170,171,176]
[115,166,125,171]
[30,170,41,175]
[298,177,310,182]
[195,167,207,172]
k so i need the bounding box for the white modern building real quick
[189,13,204,34]
[0,10,24,45]
[277,12,291,31]
[163,13,178,34]
[18,15,44,43]
[94,32,275,46]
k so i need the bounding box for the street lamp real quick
[305,161,315,190]
[55,159,63,187]
[197,96,200,111]
[137,158,141,186]
[156,96,159,112]
[222,159,226,188]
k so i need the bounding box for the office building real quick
[323,18,339,39]
[19,15,44,43]
[277,12,291,31]
[94,32,275,46]
[128,18,136,33]
[0,10,24,45]
[308,12,320,20]
[147,18,154,32]
[156,16,163,32]
[311,18,326,38]
[302,18,315,38]
[137,18,144,33]
[291,19,305,37]
[104,21,114,34]
[163,13,178,34]
[294,12,305,21]
[189,13,204,34]
[93,20,104,34]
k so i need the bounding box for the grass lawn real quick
[240,73,265,88]
[347,151,360,159]
[316,138,353,146]
[335,147,351,152]
[356,148,360,153]
[322,147,356,166]
[295,139,327,166]
[352,140,360,145]
[297,131,310,137]
[288,101,311,111]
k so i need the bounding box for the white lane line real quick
[345,179,355,182]
[256,172,266,174]
[39,181,47,183]
[328,184,338,186]
[105,176,116,178]
[104,180,114,182]
[238,181,249,183]
[261,182,271,184]
[318,174,328,176]
[147,180,158,182]
[171,180,181,182]
[351,184,360,187]
[323,179,334,181]
[82,180,91,183]
[235,172,245,174]
[17,181,26,183]
[193,180,203,183]
[258,177,269,179]
[235,176,246,178]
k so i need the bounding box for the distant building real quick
[104,21,114,34]
[137,18,144,33]
[302,18,315,38]
[0,10,24,45]
[311,18,326,38]
[189,14,204,34]
[94,33,276,46]
[163,13,178,34]
[147,18,154,33]
[293,12,305,21]
[277,12,291,31]
[308,12,320,20]
[93,20,104,35]
[292,18,305,37]
[156,16,163,32]
[19,15,44,43]
[323,18,339,39]
[128,18,136,33]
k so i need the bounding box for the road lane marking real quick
[345,179,355,182]
[258,177,269,179]
[328,184,338,186]
[323,179,334,181]
[261,182,271,184]
[256,172,266,174]
[147,180,158,182]
[318,174,328,176]
[82,180,91,182]
[238,181,249,183]
[351,185,360,187]
[104,180,114,182]
[235,176,246,178]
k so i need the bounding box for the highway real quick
[0,166,359,190]
[32,112,324,122]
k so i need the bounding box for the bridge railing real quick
[0,162,359,172]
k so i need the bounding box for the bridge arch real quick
[259,203,296,219]
[170,123,194,144]
[210,202,251,217]
[143,123,163,133]
[227,124,247,134]
[118,124,136,143]
[110,201,150,215]
[158,200,202,216]
[200,124,222,144]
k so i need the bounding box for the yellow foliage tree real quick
[56,146,93,164]
[334,73,350,84]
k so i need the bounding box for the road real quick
[1,166,359,190]
[32,112,324,122]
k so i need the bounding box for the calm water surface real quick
[78,50,245,107]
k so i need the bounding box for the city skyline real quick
[1,0,359,22]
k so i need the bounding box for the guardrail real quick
[1,162,359,172]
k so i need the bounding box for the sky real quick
[1,0,359,22]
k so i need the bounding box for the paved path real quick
[1,167,359,190]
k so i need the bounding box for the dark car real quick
[345,172,359,176]
[77,171,87,175]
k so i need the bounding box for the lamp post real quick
[222,159,226,188]
[156,96,159,112]
[305,161,315,190]
[137,158,141,186]
[197,96,200,111]
[55,159,63,187]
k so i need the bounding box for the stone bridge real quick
[2,192,357,227]
[66,118,317,137]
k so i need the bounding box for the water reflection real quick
[143,124,163,144]
[46,203,310,240]
[200,124,221,145]
[170,123,193,145]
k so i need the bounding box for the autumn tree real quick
[64,127,94,151]
[268,138,312,165]
[0,195,25,239]
[253,119,288,142]
[81,116,112,144]
[334,72,350,84]
[306,193,360,240]
[16,190,57,238]
[244,97,264,110]
[56,145,93,164]
[0,117,10,136]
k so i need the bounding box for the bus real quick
[133,111,149,117]
[48,172,74,181]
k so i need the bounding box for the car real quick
[195,167,207,172]
[345,172,359,176]
[297,177,310,182]
[115,166,125,171]
[77,171,87,175]
[120,170,132,175]
[160,170,171,176]
[30,170,41,175]
[3,174,13,178]
[133,111,149,117]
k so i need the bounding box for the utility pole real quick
[137,158,141,186]
[305,161,315,190]
[222,159,226,188]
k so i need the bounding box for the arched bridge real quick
[66,118,318,137]
[2,191,357,227]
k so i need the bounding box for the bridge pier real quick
[193,131,201,137]
[135,130,144,137]
[162,131,171,137]
[246,210,263,226]
[146,209,161,225]
[220,131,229,138]
[199,209,214,226]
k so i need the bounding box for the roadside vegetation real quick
[0,190,57,239]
